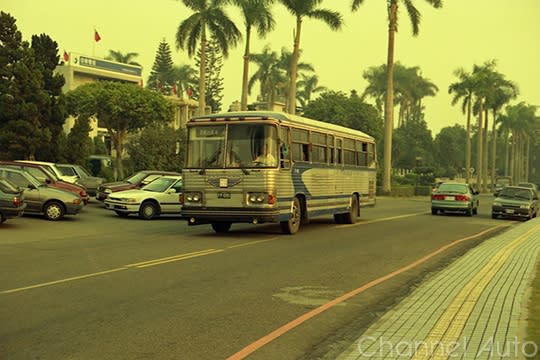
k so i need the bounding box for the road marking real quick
[339,212,428,228]
[0,268,127,294]
[227,237,279,249]
[226,223,510,360]
[125,249,222,268]
[410,223,540,360]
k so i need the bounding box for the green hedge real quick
[376,185,431,197]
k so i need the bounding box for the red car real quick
[0,161,89,204]
[96,170,181,201]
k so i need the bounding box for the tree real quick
[175,0,241,114]
[105,50,140,66]
[433,125,466,177]
[147,40,175,94]
[352,0,443,194]
[65,116,93,165]
[65,81,174,179]
[126,125,186,172]
[0,12,58,160]
[303,90,383,144]
[449,67,476,183]
[248,45,286,108]
[392,117,434,170]
[193,37,225,112]
[234,0,275,110]
[172,64,197,97]
[279,0,343,114]
[296,73,327,108]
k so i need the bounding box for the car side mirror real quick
[45,178,52,184]
[28,184,37,190]
[166,189,176,194]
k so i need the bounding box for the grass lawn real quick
[526,258,540,359]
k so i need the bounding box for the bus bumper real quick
[181,206,281,225]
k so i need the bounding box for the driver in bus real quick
[253,143,277,166]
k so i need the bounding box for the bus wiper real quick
[239,163,250,175]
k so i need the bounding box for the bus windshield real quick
[187,123,278,169]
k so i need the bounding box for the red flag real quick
[63,51,69,62]
[94,30,101,42]
[186,87,193,98]
[172,84,177,96]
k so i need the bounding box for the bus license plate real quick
[217,192,231,199]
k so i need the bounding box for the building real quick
[58,52,198,145]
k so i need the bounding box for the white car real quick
[15,160,79,183]
[104,175,183,219]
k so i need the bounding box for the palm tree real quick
[172,64,198,96]
[233,0,275,110]
[277,47,315,109]
[279,0,343,114]
[105,50,140,66]
[296,74,327,108]
[352,0,443,194]
[449,68,476,184]
[248,46,286,109]
[175,0,242,115]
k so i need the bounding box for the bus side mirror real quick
[281,145,289,157]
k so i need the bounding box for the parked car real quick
[516,182,538,191]
[104,175,183,219]
[0,161,89,204]
[56,163,105,197]
[0,168,83,221]
[96,170,181,201]
[431,182,479,216]
[0,178,26,224]
[492,186,539,220]
[14,160,78,183]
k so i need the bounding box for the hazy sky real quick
[3,0,539,134]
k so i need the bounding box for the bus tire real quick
[334,214,344,224]
[212,222,231,233]
[342,195,359,224]
[280,197,301,234]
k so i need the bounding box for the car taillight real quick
[73,198,81,205]
[431,194,445,200]
[12,196,21,207]
[80,190,87,197]
[178,193,184,205]
[455,195,470,201]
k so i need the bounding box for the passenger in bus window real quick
[227,144,242,167]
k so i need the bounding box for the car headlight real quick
[493,202,501,207]
[120,198,138,203]
[185,192,203,203]
[104,188,112,194]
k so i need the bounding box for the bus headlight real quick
[185,192,203,203]
[247,192,275,205]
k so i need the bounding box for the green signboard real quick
[77,56,142,77]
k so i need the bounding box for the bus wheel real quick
[212,222,231,233]
[281,197,301,234]
[334,214,344,224]
[342,195,359,224]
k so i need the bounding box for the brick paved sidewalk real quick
[336,218,540,360]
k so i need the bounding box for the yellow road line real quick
[227,237,279,249]
[0,267,127,294]
[410,224,540,360]
[134,249,224,268]
[340,211,428,228]
[125,249,219,268]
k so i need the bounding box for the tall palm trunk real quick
[476,99,483,191]
[287,17,302,114]
[382,1,398,194]
[490,110,497,191]
[525,137,530,181]
[482,109,489,192]
[504,129,510,176]
[198,27,207,115]
[509,132,515,181]
[240,25,252,111]
[465,100,472,184]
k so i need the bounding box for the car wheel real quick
[465,208,473,217]
[211,222,231,233]
[44,201,65,221]
[280,197,301,234]
[139,201,158,220]
[491,213,498,219]
[0,213,5,224]
[115,211,129,218]
[431,208,438,215]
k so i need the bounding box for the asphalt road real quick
[0,195,519,359]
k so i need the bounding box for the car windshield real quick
[125,172,149,185]
[437,184,468,194]
[499,188,532,200]
[0,178,20,193]
[142,177,177,192]
[517,183,534,189]
[75,166,91,178]
[57,165,77,177]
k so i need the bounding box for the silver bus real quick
[181,111,376,234]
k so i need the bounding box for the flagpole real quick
[93,26,95,56]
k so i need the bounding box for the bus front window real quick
[226,124,277,168]
[187,126,225,168]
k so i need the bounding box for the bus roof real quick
[189,111,375,141]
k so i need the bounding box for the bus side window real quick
[279,126,291,169]
[336,139,343,165]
